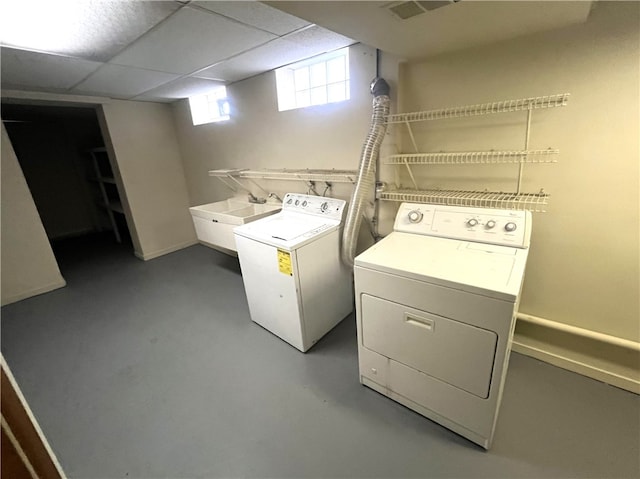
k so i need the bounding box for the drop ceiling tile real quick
[282,25,356,53]
[194,26,355,82]
[192,39,298,82]
[0,1,181,62]
[109,6,277,75]
[267,1,593,60]
[72,64,180,99]
[0,47,102,91]
[193,1,310,35]
[134,76,226,101]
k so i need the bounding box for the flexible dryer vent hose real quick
[341,77,390,268]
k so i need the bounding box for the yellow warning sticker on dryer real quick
[277,249,293,276]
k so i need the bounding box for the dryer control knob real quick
[485,220,496,229]
[505,222,517,232]
[467,218,478,227]
[320,202,329,212]
[407,210,423,223]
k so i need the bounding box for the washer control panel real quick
[394,203,531,248]
[282,193,346,220]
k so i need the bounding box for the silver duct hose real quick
[341,78,390,268]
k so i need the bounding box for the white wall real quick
[393,2,639,390]
[98,100,197,260]
[172,44,379,208]
[1,123,66,305]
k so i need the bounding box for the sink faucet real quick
[268,192,283,203]
[248,193,266,204]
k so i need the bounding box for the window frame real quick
[275,47,350,112]
[188,86,230,126]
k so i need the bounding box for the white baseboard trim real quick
[134,239,198,261]
[197,240,238,257]
[1,277,67,306]
[511,340,640,395]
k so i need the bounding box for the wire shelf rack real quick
[240,168,357,183]
[208,168,247,177]
[208,168,357,183]
[208,168,358,199]
[385,149,559,165]
[378,189,550,212]
[386,93,570,124]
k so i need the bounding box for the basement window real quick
[189,87,230,126]
[275,48,350,112]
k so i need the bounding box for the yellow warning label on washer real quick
[277,249,292,276]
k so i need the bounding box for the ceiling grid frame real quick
[1,1,592,103]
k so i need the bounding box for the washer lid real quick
[234,212,339,250]
[355,232,529,301]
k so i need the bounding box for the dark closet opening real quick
[2,103,133,274]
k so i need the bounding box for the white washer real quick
[354,203,532,449]
[234,193,353,352]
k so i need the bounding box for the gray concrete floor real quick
[1,234,639,479]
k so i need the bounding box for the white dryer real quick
[234,193,352,352]
[354,203,532,449]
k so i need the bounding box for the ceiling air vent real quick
[387,1,458,20]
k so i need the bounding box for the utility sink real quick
[190,199,280,226]
[189,198,281,253]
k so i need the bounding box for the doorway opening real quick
[1,103,133,276]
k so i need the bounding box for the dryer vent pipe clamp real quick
[341,77,391,268]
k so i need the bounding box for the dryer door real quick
[361,294,497,398]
